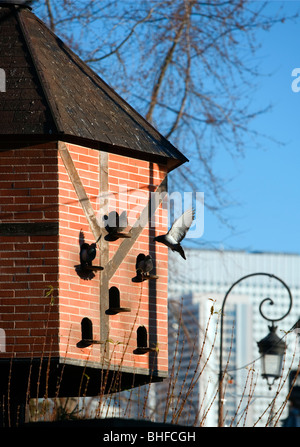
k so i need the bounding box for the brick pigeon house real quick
[0,0,187,421]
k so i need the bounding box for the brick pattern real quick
[57,146,168,373]
[0,142,168,375]
[57,143,101,363]
[107,154,168,372]
[0,143,59,358]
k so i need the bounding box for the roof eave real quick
[0,133,188,172]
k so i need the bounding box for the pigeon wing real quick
[144,255,153,273]
[80,243,89,262]
[79,230,85,247]
[136,253,146,270]
[167,208,194,243]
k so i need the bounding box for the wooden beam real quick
[0,222,58,236]
[98,150,110,361]
[58,141,102,242]
[105,176,167,281]
[58,142,109,361]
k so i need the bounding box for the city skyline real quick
[167,248,300,426]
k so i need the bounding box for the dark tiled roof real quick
[0,2,187,169]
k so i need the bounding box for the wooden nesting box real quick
[0,1,187,403]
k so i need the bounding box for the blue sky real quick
[34,1,299,255]
[199,1,300,255]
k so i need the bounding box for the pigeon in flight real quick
[104,210,128,241]
[80,234,101,267]
[154,208,195,260]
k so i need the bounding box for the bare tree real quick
[33,0,297,230]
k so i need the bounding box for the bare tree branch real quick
[33,0,299,232]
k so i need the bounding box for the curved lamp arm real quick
[218,272,293,426]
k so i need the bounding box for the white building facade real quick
[168,249,300,427]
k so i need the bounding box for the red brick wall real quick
[57,145,168,374]
[0,143,59,358]
[107,153,169,374]
[57,143,101,364]
[0,141,169,376]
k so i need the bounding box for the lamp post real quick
[257,324,286,390]
[218,273,293,427]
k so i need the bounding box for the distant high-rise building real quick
[167,249,300,427]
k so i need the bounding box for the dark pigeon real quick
[137,254,153,275]
[133,253,154,282]
[154,208,195,260]
[80,235,101,267]
[104,210,128,241]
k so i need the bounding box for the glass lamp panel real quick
[263,353,283,377]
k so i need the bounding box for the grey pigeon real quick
[154,208,195,260]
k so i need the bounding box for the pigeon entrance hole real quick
[105,287,131,315]
[133,326,157,355]
[76,317,101,348]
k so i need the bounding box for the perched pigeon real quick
[154,208,195,260]
[80,235,101,267]
[132,253,154,282]
[136,254,153,276]
[104,210,128,241]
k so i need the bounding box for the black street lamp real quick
[218,272,293,427]
[257,324,286,390]
[256,274,293,392]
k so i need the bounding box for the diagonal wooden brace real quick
[105,175,168,281]
[58,141,102,244]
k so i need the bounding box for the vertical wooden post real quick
[104,176,167,280]
[99,150,110,361]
